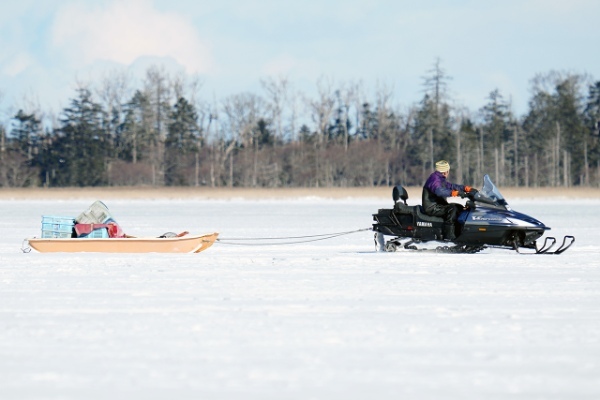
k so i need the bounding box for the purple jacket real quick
[422,171,465,211]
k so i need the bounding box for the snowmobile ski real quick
[512,235,575,255]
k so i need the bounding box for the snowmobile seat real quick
[393,202,414,214]
[416,206,444,224]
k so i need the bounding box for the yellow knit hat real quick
[435,160,450,172]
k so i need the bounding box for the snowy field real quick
[1,195,599,400]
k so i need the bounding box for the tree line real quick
[1,60,599,188]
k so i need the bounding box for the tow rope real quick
[216,227,373,246]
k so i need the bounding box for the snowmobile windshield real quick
[480,174,509,208]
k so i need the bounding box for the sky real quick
[1,0,599,123]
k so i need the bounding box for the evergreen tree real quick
[409,93,455,182]
[522,85,557,186]
[479,89,513,185]
[359,102,376,140]
[11,110,41,162]
[553,76,587,185]
[522,72,587,186]
[583,81,600,185]
[49,88,109,186]
[119,90,156,163]
[416,58,455,176]
[585,82,600,133]
[165,96,200,185]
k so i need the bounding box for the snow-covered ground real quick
[1,196,599,400]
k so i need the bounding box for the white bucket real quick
[76,201,114,224]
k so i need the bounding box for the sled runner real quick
[373,174,574,254]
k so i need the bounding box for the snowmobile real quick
[372,174,574,254]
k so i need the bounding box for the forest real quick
[1,60,599,188]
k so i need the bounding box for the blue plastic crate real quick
[41,216,75,238]
[80,227,109,238]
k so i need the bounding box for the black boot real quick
[443,224,456,241]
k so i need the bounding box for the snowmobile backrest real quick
[392,185,408,205]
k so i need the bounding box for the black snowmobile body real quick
[372,174,574,254]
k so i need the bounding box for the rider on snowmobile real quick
[422,160,476,241]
